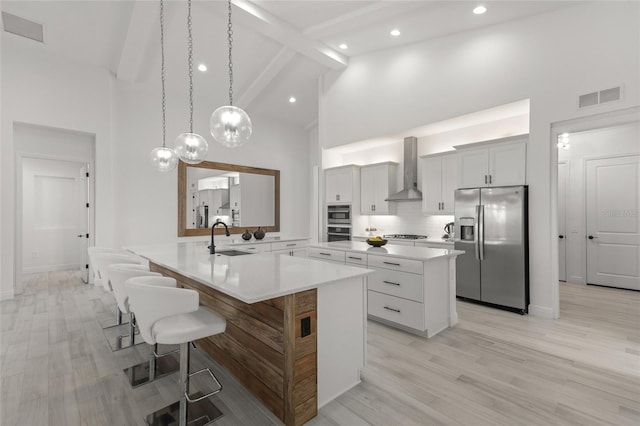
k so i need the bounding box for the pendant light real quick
[150,0,179,172]
[210,0,252,148]
[174,0,209,164]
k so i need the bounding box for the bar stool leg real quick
[179,342,189,426]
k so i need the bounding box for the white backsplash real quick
[356,201,454,238]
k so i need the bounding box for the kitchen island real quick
[308,241,464,338]
[126,241,373,426]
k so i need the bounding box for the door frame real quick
[557,160,568,282]
[15,152,95,294]
[550,106,640,318]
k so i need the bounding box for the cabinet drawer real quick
[308,247,346,263]
[368,291,425,330]
[271,240,308,251]
[231,243,269,253]
[272,248,308,258]
[368,268,423,302]
[367,255,423,275]
[345,251,367,266]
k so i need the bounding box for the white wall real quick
[111,82,310,248]
[319,1,640,318]
[1,37,114,298]
[558,122,640,284]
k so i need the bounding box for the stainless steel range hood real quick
[386,136,422,201]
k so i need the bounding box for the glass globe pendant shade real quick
[150,146,179,172]
[210,105,252,148]
[174,132,208,164]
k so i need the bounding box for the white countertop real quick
[353,235,454,245]
[126,241,372,304]
[182,235,310,246]
[311,241,464,261]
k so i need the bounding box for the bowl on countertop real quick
[366,238,388,247]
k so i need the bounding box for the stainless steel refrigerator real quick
[454,186,529,313]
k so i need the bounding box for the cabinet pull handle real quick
[383,306,401,313]
[286,243,296,247]
[383,261,401,266]
[383,280,400,286]
[319,252,331,256]
[484,175,488,184]
[247,248,256,250]
[489,175,492,184]
[442,202,445,210]
[347,256,362,260]
[336,194,340,201]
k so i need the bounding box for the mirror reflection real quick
[178,161,279,237]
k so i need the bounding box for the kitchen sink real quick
[215,250,254,256]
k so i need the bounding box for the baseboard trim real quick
[0,290,15,300]
[528,304,554,319]
[23,263,81,274]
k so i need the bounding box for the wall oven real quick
[327,205,351,241]
[327,226,351,242]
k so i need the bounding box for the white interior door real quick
[558,161,567,282]
[586,155,640,290]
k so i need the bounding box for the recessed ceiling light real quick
[197,64,207,72]
[289,97,296,103]
[339,43,348,50]
[473,5,487,15]
[390,29,401,37]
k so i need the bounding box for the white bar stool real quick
[93,252,141,330]
[87,247,122,287]
[126,276,226,426]
[108,264,180,386]
[106,264,157,351]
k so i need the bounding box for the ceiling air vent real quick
[2,12,44,43]
[578,86,622,109]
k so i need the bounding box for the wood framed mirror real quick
[178,160,280,237]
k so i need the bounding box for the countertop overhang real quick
[126,241,373,304]
[311,241,464,261]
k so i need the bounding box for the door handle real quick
[588,235,598,240]
[558,235,564,239]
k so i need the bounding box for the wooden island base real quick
[150,262,318,426]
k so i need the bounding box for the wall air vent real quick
[578,86,622,109]
[2,12,44,43]
[599,86,621,103]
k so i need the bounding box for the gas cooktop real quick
[383,234,428,240]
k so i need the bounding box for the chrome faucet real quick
[209,219,230,254]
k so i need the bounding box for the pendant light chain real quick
[160,0,167,148]
[227,0,234,106]
[187,0,194,133]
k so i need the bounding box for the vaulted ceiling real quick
[2,1,578,130]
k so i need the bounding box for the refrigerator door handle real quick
[474,205,480,260]
[478,204,485,261]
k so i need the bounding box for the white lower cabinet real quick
[367,291,425,330]
[272,248,308,257]
[367,268,423,302]
[308,247,346,263]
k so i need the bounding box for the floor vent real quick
[579,86,622,109]
[2,12,44,43]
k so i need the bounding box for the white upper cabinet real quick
[361,162,397,215]
[421,153,458,214]
[457,136,527,187]
[325,165,359,204]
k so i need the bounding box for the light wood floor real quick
[2,273,639,425]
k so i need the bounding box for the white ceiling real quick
[1,1,579,130]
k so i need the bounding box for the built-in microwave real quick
[327,205,351,224]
